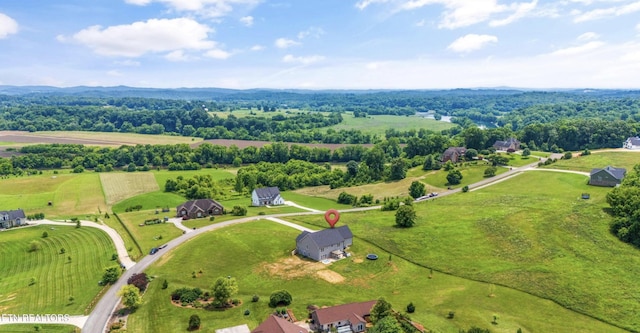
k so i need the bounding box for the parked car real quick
[149,247,159,255]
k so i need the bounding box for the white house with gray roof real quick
[251,187,285,206]
[296,226,353,261]
[624,136,640,150]
[0,209,26,229]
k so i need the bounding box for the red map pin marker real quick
[324,209,340,228]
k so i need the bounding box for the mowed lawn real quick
[542,150,640,172]
[0,324,78,333]
[290,171,640,332]
[116,210,184,254]
[0,226,117,314]
[127,221,626,333]
[0,172,106,219]
[100,172,159,205]
[328,113,456,135]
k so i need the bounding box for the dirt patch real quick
[353,258,363,263]
[259,256,345,284]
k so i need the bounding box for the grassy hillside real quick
[0,225,117,314]
[543,150,640,172]
[290,171,640,331]
[127,221,626,333]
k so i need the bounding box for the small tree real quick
[563,152,573,160]
[269,290,292,307]
[212,276,238,307]
[111,253,118,261]
[68,296,75,304]
[231,206,247,216]
[395,205,416,228]
[41,231,48,238]
[28,240,40,252]
[370,297,392,324]
[522,147,531,157]
[369,316,401,333]
[162,279,168,289]
[118,284,142,310]
[484,166,497,177]
[60,247,66,254]
[188,314,201,331]
[127,273,149,292]
[406,302,415,313]
[446,169,463,185]
[102,266,121,284]
[408,181,426,199]
[462,185,469,193]
[75,220,81,228]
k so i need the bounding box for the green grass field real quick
[543,151,640,172]
[290,171,640,332]
[416,162,509,189]
[0,172,106,219]
[327,114,456,135]
[281,191,351,210]
[126,221,626,333]
[116,211,184,254]
[152,168,236,190]
[112,191,186,214]
[0,225,117,314]
[0,325,78,333]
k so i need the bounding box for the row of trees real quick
[606,164,640,247]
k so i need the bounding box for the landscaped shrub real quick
[231,206,247,216]
[337,191,356,205]
[127,273,149,292]
[171,287,203,304]
[406,302,415,313]
[102,266,121,284]
[244,309,250,315]
[462,185,469,192]
[269,290,292,307]
[252,294,259,302]
[188,314,201,331]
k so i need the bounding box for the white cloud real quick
[275,38,300,49]
[125,0,260,18]
[574,1,640,22]
[355,0,390,10]
[489,0,538,27]
[68,18,215,57]
[204,48,232,59]
[165,50,190,61]
[0,12,18,39]
[107,70,123,77]
[282,54,325,65]
[415,19,426,26]
[250,44,264,51]
[239,16,254,26]
[114,60,141,66]
[577,31,600,41]
[448,34,498,53]
[297,27,325,39]
[636,22,640,33]
[549,40,604,56]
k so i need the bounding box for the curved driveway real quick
[85,157,568,332]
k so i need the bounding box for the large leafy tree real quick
[118,284,142,310]
[212,276,239,307]
[369,315,402,333]
[446,169,463,185]
[370,297,393,324]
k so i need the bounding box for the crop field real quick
[126,221,626,333]
[543,150,640,172]
[0,172,106,219]
[0,225,117,314]
[0,130,202,147]
[290,171,640,332]
[327,113,456,135]
[100,172,160,205]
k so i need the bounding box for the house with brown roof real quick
[493,137,520,151]
[296,226,353,262]
[176,199,224,219]
[589,166,626,187]
[251,315,308,333]
[441,147,467,163]
[310,300,376,333]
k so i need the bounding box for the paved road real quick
[85,157,552,332]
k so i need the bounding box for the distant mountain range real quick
[0,85,638,100]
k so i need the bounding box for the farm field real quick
[0,130,202,147]
[542,150,640,172]
[152,168,236,190]
[126,221,626,333]
[100,172,159,205]
[327,113,456,135]
[0,225,117,314]
[289,171,640,331]
[0,172,106,219]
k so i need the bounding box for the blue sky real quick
[0,0,639,89]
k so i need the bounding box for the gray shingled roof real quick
[176,199,223,213]
[253,187,281,200]
[298,226,353,248]
[0,209,25,220]
[590,166,626,180]
[629,136,640,145]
